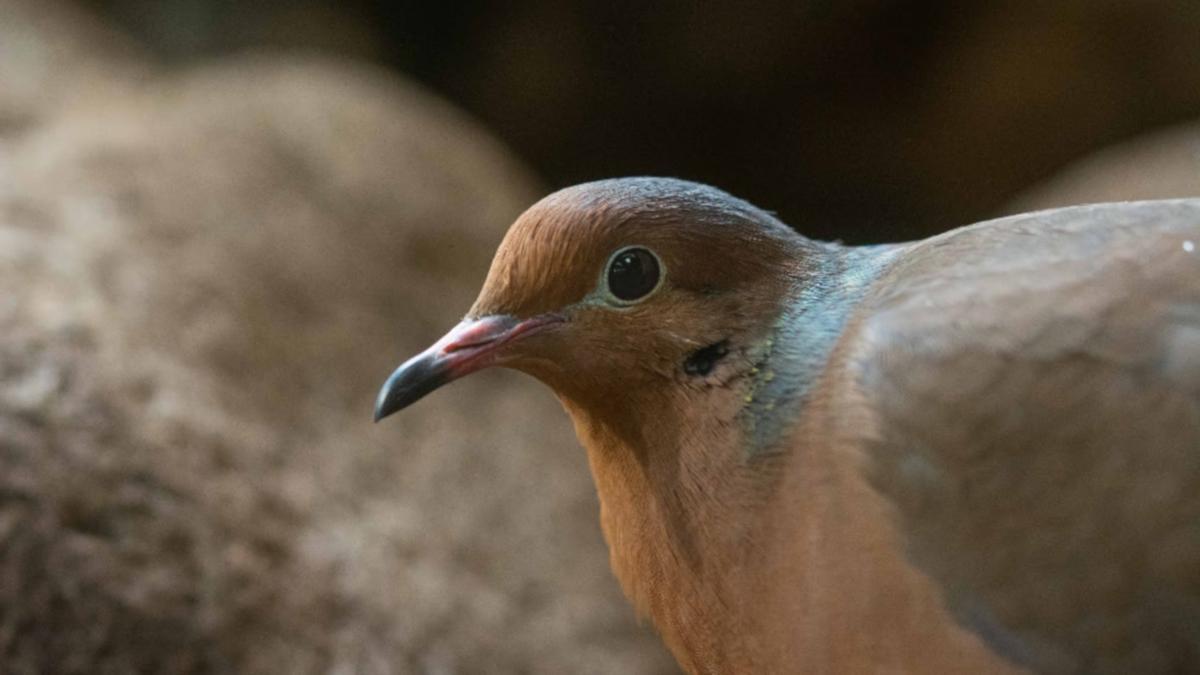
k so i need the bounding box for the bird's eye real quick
[606,247,662,302]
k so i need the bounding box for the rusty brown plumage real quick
[376,178,1200,674]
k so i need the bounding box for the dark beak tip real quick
[372,354,450,424]
[373,393,404,423]
[373,377,404,423]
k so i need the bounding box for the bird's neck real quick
[562,386,769,672]
[559,242,905,672]
[741,242,901,458]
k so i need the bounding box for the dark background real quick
[83,0,1200,242]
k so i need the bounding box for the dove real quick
[374,177,1200,674]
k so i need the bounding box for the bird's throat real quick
[565,391,766,671]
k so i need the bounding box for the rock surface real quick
[1007,121,1200,212]
[0,0,149,139]
[0,2,673,672]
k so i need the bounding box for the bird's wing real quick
[846,200,1200,673]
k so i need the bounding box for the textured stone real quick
[1008,122,1200,212]
[0,7,673,673]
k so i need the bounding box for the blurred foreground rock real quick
[0,3,674,673]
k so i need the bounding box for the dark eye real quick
[606,247,662,302]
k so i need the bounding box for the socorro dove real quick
[374,177,1200,674]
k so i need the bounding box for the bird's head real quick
[374,177,823,423]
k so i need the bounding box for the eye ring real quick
[603,246,664,304]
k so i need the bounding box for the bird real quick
[374,177,1200,674]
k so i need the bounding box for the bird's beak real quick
[373,313,564,422]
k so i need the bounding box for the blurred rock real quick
[0,0,150,139]
[1006,121,1200,212]
[0,6,674,674]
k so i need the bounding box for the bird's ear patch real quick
[683,340,730,376]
